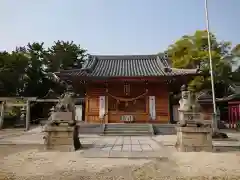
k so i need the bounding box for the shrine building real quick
[55,54,199,124]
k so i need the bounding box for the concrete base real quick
[43,125,74,151]
[175,126,212,152]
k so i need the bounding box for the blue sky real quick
[0,0,239,55]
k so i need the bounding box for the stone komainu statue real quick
[46,85,82,150]
[178,85,203,127]
[48,86,76,126]
[55,91,75,112]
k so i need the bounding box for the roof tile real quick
[55,54,198,78]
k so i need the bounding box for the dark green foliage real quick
[0,41,87,97]
[166,30,240,97]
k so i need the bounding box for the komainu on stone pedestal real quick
[43,86,81,151]
[176,85,212,152]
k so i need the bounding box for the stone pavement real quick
[0,128,26,140]
[0,127,44,144]
[0,127,169,158]
[79,136,170,158]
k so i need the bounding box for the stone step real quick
[105,127,150,130]
[105,124,151,125]
[105,130,151,133]
[106,124,149,126]
[106,126,150,129]
[106,124,149,127]
[105,130,150,133]
[106,125,150,127]
[103,133,152,136]
[104,124,153,136]
[104,131,152,136]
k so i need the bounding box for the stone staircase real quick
[104,123,153,136]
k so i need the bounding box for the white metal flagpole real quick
[204,0,218,132]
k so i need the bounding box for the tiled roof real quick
[229,83,240,94]
[55,54,199,78]
[197,90,213,101]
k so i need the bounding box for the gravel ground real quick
[0,144,240,180]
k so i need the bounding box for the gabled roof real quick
[197,86,240,103]
[55,54,199,79]
[228,82,240,94]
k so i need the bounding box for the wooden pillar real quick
[85,96,88,123]
[0,101,5,129]
[105,81,109,124]
[145,81,149,123]
[25,100,30,131]
[168,93,173,124]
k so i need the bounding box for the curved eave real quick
[54,69,201,80]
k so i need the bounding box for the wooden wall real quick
[148,82,170,123]
[85,81,170,123]
[85,84,105,123]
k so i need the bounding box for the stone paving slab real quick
[0,129,26,139]
[79,136,167,157]
[80,149,169,158]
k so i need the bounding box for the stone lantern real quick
[15,106,26,128]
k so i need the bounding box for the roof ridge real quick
[92,54,159,60]
[92,54,157,56]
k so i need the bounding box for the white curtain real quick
[149,96,156,120]
[99,96,105,119]
[75,105,83,121]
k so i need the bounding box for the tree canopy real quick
[166,30,240,97]
[0,41,87,97]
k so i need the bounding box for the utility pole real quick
[204,0,218,132]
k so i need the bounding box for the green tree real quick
[0,50,29,96]
[232,44,240,57]
[227,44,240,83]
[0,40,88,97]
[46,40,88,72]
[22,42,50,97]
[166,30,233,97]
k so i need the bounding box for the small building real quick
[221,83,240,128]
[197,83,240,129]
[55,54,199,124]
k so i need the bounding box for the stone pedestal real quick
[43,125,74,151]
[175,126,212,152]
